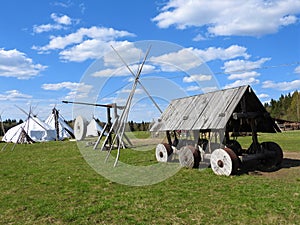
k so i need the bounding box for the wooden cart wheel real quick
[74,116,87,141]
[155,143,173,162]
[178,145,200,168]
[258,141,283,172]
[210,148,240,176]
[225,140,243,156]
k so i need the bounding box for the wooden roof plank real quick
[213,86,248,129]
[151,85,278,132]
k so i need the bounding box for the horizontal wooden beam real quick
[62,100,124,109]
[232,112,270,120]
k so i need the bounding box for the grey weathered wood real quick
[151,85,279,133]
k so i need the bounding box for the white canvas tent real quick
[2,116,56,143]
[45,109,74,140]
[86,118,106,137]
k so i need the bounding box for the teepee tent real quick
[45,108,74,140]
[2,116,56,143]
[86,118,106,137]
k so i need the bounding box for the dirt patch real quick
[283,151,300,160]
[249,151,300,179]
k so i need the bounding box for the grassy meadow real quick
[0,131,299,224]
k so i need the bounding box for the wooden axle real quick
[211,141,283,175]
[232,111,270,120]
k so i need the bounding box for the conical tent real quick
[45,109,74,140]
[86,118,106,137]
[2,116,56,143]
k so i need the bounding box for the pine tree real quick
[287,91,300,122]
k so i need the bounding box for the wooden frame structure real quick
[151,85,283,176]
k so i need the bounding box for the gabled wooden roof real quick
[151,85,280,133]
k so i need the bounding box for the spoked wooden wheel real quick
[258,141,283,172]
[155,143,173,162]
[210,148,240,176]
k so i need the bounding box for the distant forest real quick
[1,91,299,136]
[0,119,24,136]
[264,90,300,122]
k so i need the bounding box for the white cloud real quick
[33,24,63,33]
[51,13,71,25]
[59,39,110,62]
[0,48,47,79]
[279,15,298,26]
[294,65,300,74]
[51,1,72,8]
[228,71,260,80]
[194,45,250,62]
[33,13,72,33]
[150,45,249,72]
[33,26,135,52]
[186,85,219,93]
[0,90,32,101]
[183,74,212,83]
[117,88,143,95]
[103,42,144,67]
[42,81,82,90]
[222,58,271,74]
[152,0,300,37]
[224,78,259,89]
[92,68,119,77]
[42,81,93,100]
[202,86,219,93]
[33,26,135,62]
[150,48,203,72]
[262,80,300,91]
[92,64,156,77]
[186,85,201,91]
[192,34,207,41]
[79,3,86,14]
[258,93,270,98]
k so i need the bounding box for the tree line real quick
[264,90,300,122]
[0,119,23,136]
[1,91,299,136]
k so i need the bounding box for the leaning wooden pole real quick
[53,108,60,141]
[110,45,177,147]
[108,45,151,167]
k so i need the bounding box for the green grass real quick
[235,130,300,152]
[125,131,151,139]
[0,131,299,224]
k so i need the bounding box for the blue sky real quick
[0,0,300,122]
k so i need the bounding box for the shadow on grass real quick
[281,157,300,169]
[238,157,300,176]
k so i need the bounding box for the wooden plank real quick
[159,97,193,131]
[200,90,226,129]
[215,85,249,129]
[213,87,244,129]
[169,96,195,130]
[152,85,278,132]
[176,95,201,130]
[183,92,214,130]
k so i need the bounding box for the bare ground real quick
[249,151,300,179]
